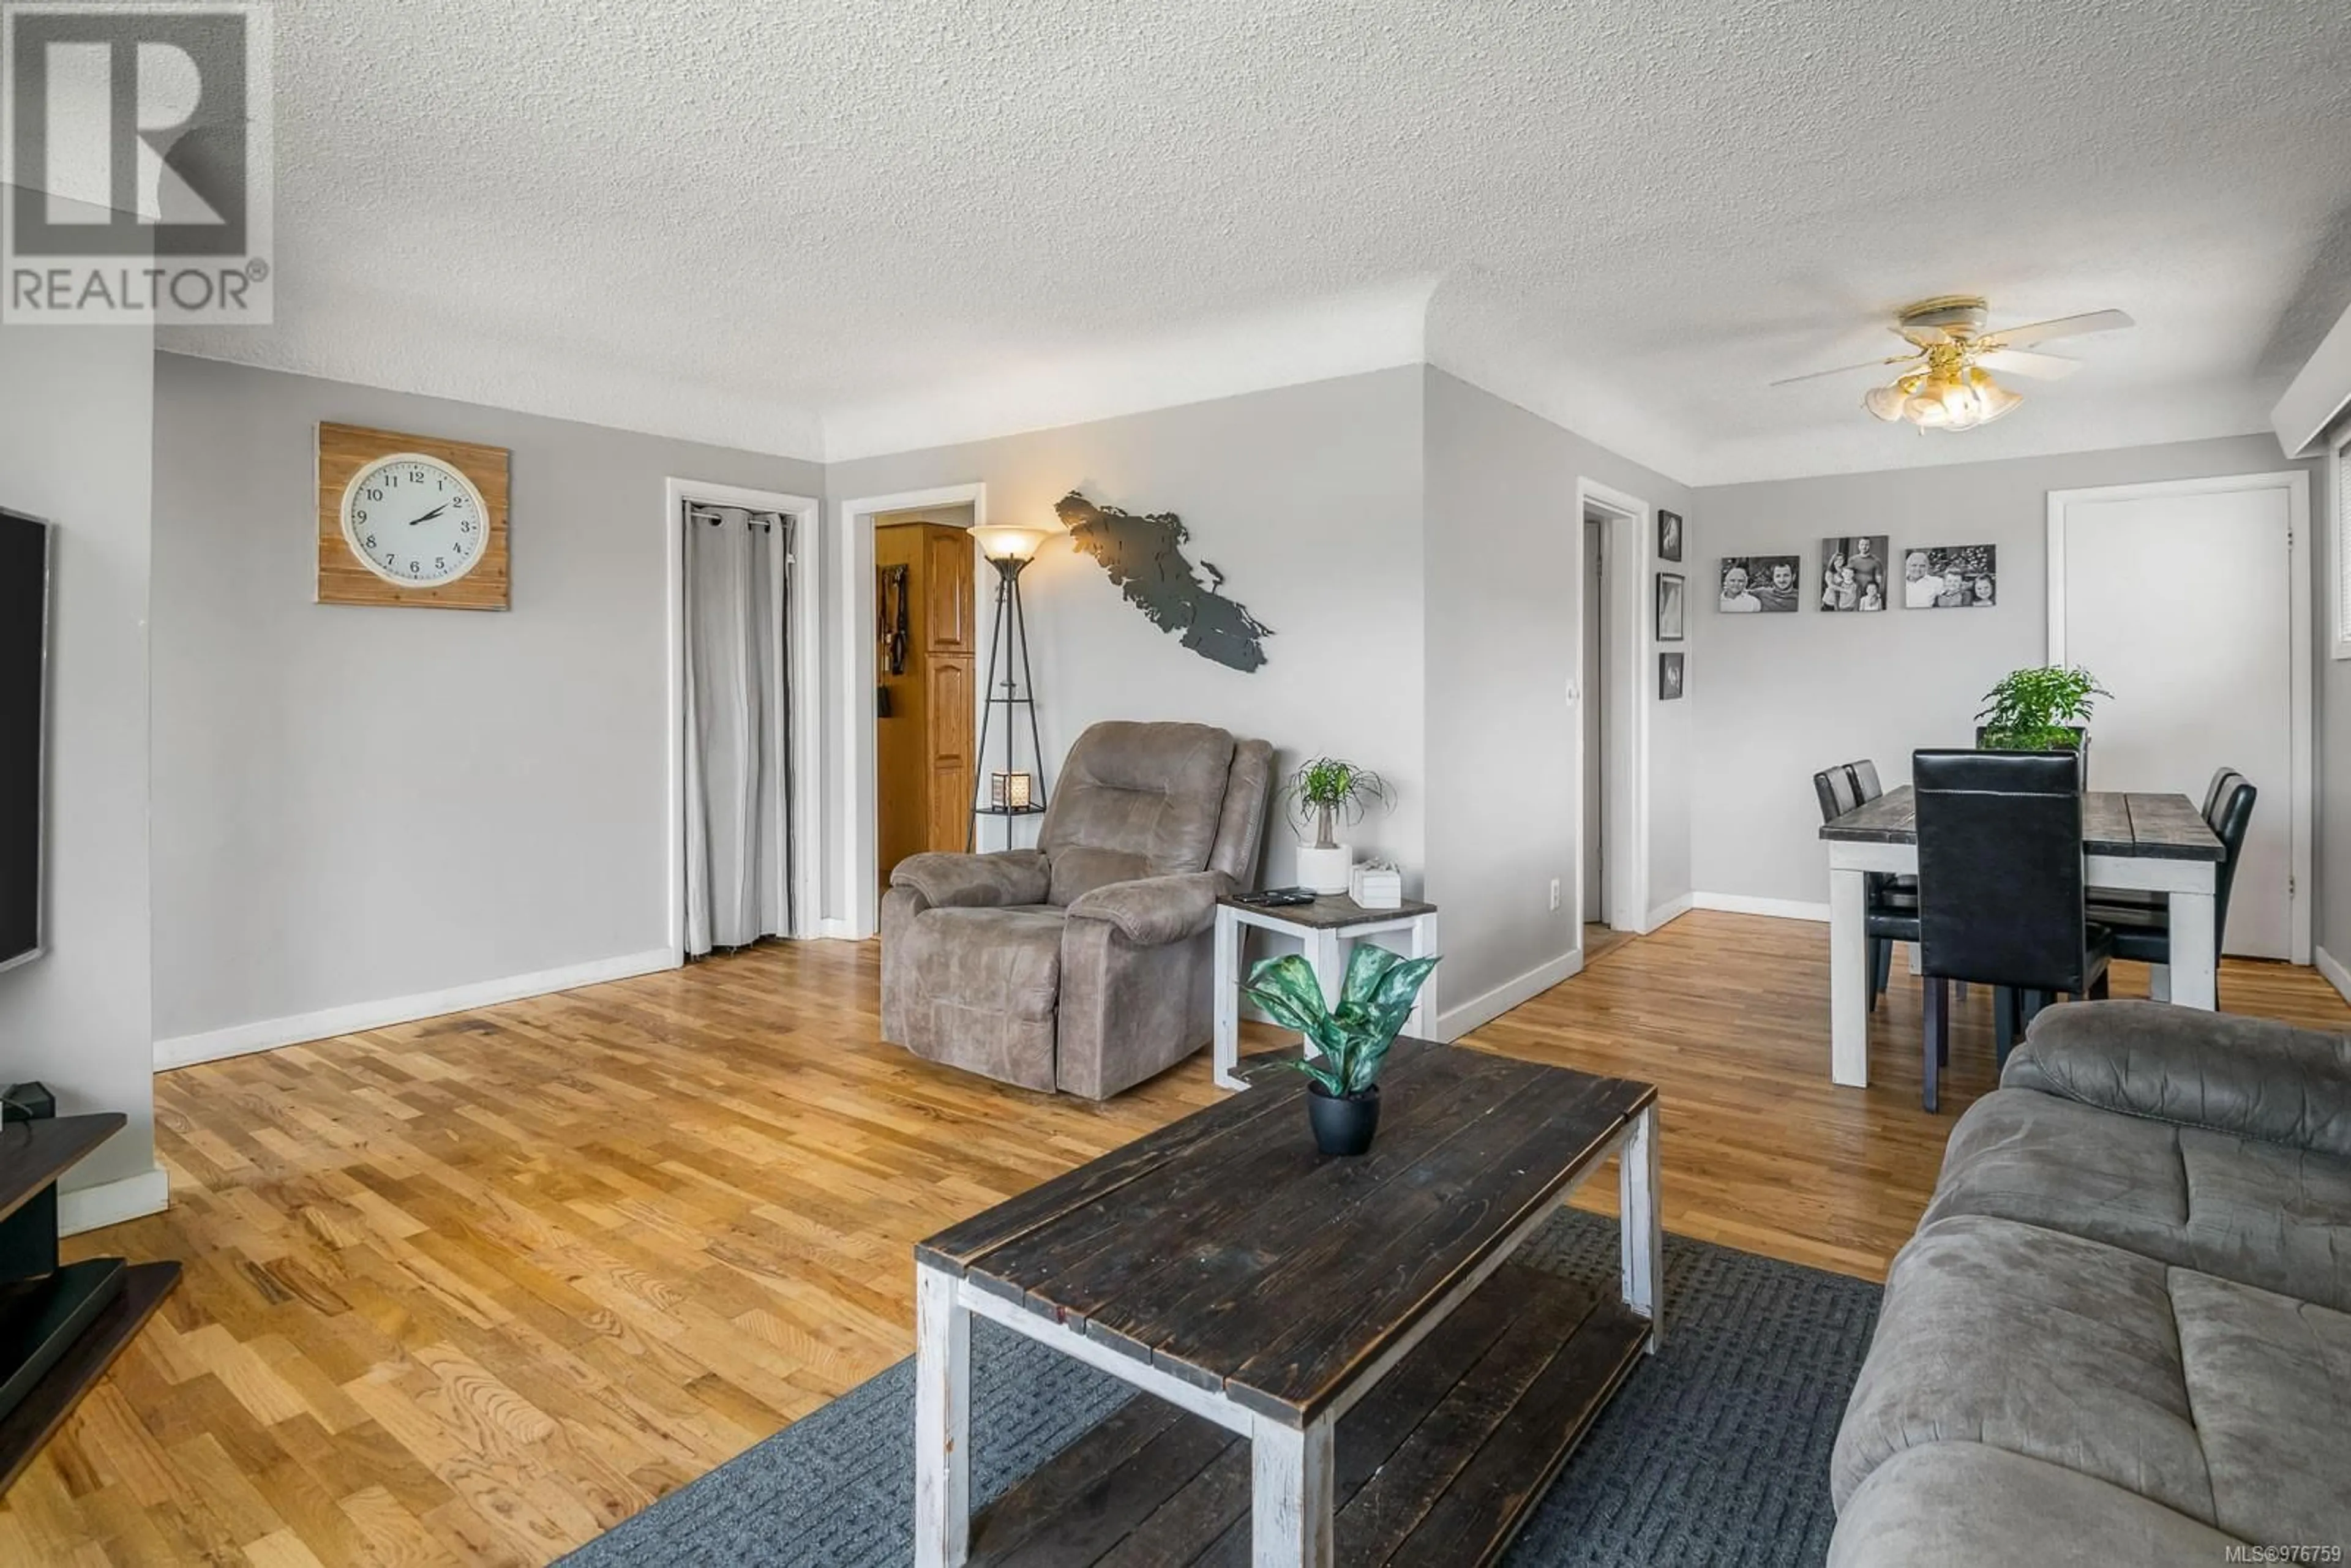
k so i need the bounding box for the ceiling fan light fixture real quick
[1862,380,1912,421]
[1968,367,2024,424]
[1783,294,2121,433]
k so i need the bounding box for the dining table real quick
[1817,785,2223,1088]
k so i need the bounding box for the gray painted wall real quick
[1422,370,1694,1013]
[0,319,156,1195]
[1689,433,2315,909]
[150,354,823,1042]
[824,368,1430,907]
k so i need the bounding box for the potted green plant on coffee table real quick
[1243,945,1440,1156]
[1278,756,1393,895]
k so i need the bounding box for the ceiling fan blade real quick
[1982,309,2134,348]
[1976,348,2081,380]
[1770,353,1919,388]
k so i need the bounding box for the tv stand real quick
[0,1111,179,1493]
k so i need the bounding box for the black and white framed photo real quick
[1820,535,1890,612]
[1718,555,1800,613]
[1654,571,1685,641]
[1657,508,1684,563]
[1658,650,1685,700]
[1902,543,1998,609]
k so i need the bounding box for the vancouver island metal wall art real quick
[1056,491,1273,673]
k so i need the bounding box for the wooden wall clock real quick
[316,422,511,609]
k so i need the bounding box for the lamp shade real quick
[1862,381,1911,422]
[975,526,1046,562]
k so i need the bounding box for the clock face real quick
[340,454,490,587]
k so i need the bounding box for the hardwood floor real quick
[1579,921,1633,965]
[15,910,2350,1564]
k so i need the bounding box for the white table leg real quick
[2147,963,2171,1003]
[1828,865,1869,1088]
[1303,928,1342,1060]
[2167,891,2218,1010]
[1405,912,1438,1038]
[913,1262,970,1568]
[1250,1416,1334,1567]
[1214,907,1245,1090]
[1619,1101,1663,1354]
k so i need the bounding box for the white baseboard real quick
[1641,893,1695,932]
[819,918,859,940]
[154,947,680,1071]
[2318,945,2351,1008]
[1693,891,1832,923]
[1433,948,1584,1042]
[59,1164,168,1237]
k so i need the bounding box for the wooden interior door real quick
[928,655,975,853]
[927,528,975,655]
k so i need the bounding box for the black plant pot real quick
[1976,726,2089,788]
[1307,1083,1381,1157]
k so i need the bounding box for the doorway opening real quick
[874,503,979,899]
[832,483,989,939]
[1576,478,1652,950]
[1581,511,1630,966]
[662,478,823,964]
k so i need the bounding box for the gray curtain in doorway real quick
[683,506,793,955]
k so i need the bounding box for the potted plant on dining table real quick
[1976,665,2110,781]
[1243,945,1440,1157]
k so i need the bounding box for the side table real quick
[0,1109,181,1493]
[1211,893,1439,1090]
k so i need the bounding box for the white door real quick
[2052,475,2306,961]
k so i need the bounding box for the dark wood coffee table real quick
[912,1040,1661,1567]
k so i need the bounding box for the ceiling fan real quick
[1772,295,2134,432]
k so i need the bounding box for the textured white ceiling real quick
[165,0,2351,482]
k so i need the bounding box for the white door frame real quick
[1577,478,1652,937]
[2045,470,2313,964]
[664,477,825,962]
[833,482,989,940]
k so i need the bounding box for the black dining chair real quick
[2202,767,2235,817]
[1813,762,1858,822]
[1913,749,2112,1113]
[2089,767,2240,912]
[2087,776,2256,1003]
[1813,763,1912,1011]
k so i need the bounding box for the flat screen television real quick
[0,508,51,972]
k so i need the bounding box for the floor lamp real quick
[970,527,1049,850]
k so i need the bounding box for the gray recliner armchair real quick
[881,721,1273,1098]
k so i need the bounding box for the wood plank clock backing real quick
[317,422,512,609]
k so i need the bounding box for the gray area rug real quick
[561,1210,1880,1566]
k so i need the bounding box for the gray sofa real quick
[881,720,1272,1100]
[1831,1000,2351,1565]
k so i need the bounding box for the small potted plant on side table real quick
[1279,756,1393,895]
[1243,945,1440,1156]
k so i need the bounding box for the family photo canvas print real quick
[1820,535,1890,612]
[1655,572,1685,641]
[1903,544,1998,609]
[1657,509,1684,563]
[1659,651,1685,700]
[1718,555,1800,613]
